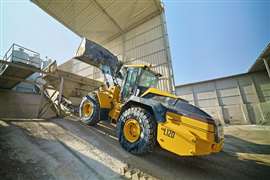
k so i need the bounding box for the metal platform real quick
[0,44,42,89]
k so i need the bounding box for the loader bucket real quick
[74,38,121,75]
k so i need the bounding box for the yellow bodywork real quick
[97,85,120,109]
[141,87,188,102]
[96,85,122,122]
[141,87,178,98]
[95,84,223,156]
[157,112,223,156]
[123,64,151,68]
[141,87,223,155]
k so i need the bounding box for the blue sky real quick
[165,0,270,84]
[0,0,269,85]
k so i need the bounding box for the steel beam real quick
[58,77,64,117]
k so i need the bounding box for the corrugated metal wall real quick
[175,71,270,125]
[59,13,174,93]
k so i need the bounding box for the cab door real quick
[120,68,139,101]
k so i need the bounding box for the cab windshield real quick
[138,69,158,88]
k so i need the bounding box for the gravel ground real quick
[0,117,269,180]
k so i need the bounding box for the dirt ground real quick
[0,117,269,180]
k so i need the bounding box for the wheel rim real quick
[123,119,141,143]
[83,102,93,117]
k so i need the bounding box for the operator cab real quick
[120,65,160,101]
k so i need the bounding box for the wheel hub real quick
[123,119,141,143]
[83,102,93,117]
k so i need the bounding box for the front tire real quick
[79,94,100,126]
[117,107,156,154]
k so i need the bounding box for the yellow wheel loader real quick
[75,38,224,156]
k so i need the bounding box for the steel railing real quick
[0,43,43,75]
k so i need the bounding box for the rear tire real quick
[79,94,100,126]
[117,107,156,154]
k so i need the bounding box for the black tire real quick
[79,94,100,126]
[117,107,156,154]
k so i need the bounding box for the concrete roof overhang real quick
[31,0,163,44]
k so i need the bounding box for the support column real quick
[160,12,175,94]
[213,81,225,124]
[191,86,199,107]
[122,34,126,62]
[58,76,64,117]
[263,58,270,79]
[251,75,266,124]
[236,79,250,124]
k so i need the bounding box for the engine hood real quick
[142,89,216,125]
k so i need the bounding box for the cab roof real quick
[123,64,162,77]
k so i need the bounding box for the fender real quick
[121,95,167,123]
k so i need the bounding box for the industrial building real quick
[176,44,270,125]
[31,0,175,93]
[1,0,175,118]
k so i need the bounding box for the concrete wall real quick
[0,90,55,119]
[176,71,270,125]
